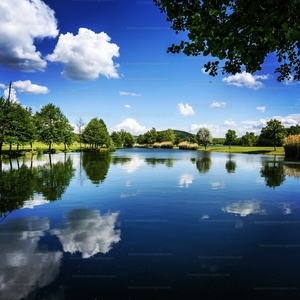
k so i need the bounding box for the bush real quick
[284,134,300,159]
[178,141,198,150]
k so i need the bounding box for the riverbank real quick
[1,143,285,157]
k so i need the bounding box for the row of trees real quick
[0,93,74,154]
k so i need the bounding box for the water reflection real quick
[260,159,285,188]
[0,217,62,300]
[178,174,194,188]
[145,157,174,168]
[222,200,265,216]
[51,209,121,258]
[0,157,75,219]
[225,153,236,173]
[284,162,300,179]
[82,152,110,185]
[196,152,212,174]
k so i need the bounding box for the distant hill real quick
[173,130,193,138]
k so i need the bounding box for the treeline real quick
[0,94,135,155]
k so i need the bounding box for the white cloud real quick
[222,71,269,90]
[125,104,131,109]
[51,209,121,258]
[0,0,58,72]
[0,83,6,89]
[112,118,147,135]
[47,28,120,81]
[209,101,226,108]
[3,88,18,102]
[209,182,225,189]
[190,124,215,132]
[178,103,195,116]
[12,80,49,94]
[273,115,299,126]
[119,91,141,96]
[224,119,236,126]
[256,106,266,113]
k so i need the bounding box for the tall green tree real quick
[154,0,300,82]
[76,117,85,150]
[260,119,286,151]
[111,131,123,148]
[35,104,70,152]
[225,129,237,149]
[82,118,111,149]
[196,127,213,150]
[240,132,258,146]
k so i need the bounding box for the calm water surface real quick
[0,148,300,299]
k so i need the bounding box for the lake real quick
[1,148,300,299]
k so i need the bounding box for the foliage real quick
[196,127,213,150]
[154,0,300,82]
[82,118,112,149]
[284,134,300,159]
[35,103,71,152]
[240,132,258,146]
[286,125,300,136]
[153,141,174,148]
[260,119,286,151]
[225,129,237,148]
[178,141,198,150]
[111,131,123,148]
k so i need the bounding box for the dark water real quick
[0,149,300,299]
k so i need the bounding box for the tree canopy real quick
[196,127,213,150]
[225,129,237,148]
[260,119,286,150]
[154,0,300,81]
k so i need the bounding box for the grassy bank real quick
[1,143,285,156]
[202,146,284,155]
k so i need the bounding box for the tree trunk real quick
[64,143,67,151]
[48,142,51,153]
[30,142,33,152]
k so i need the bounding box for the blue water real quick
[0,149,299,299]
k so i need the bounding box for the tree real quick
[35,104,70,152]
[144,128,157,145]
[286,124,300,136]
[111,131,123,148]
[225,129,237,149]
[196,127,213,150]
[154,0,300,82]
[240,132,258,146]
[61,123,75,151]
[260,119,286,151]
[82,118,111,149]
[76,117,85,150]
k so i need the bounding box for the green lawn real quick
[1,143,285,156]
[201,145,284,155]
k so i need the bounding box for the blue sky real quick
[0,0,299,138]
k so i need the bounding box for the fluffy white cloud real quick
[119,91,141,96]
[0,0,58,72]
[224,119,236,126]
[222,71,269,90]
[178,103,195,116]
[125,104,131,109]
[256,106,266,113]
[190,123,215,132]
[47,28,120,81]
[112,118,147,135]
[273,115,299,126]
[3,87,18,102]
[51,209,121,258]
[12,80,49,94]
[209,101,226,108]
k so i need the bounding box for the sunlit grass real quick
[202,146,284,155]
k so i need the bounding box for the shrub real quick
[178,141,198,150]
[284,134,300,159]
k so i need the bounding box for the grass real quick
[201,145,285,155]
[1,143,285,156]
